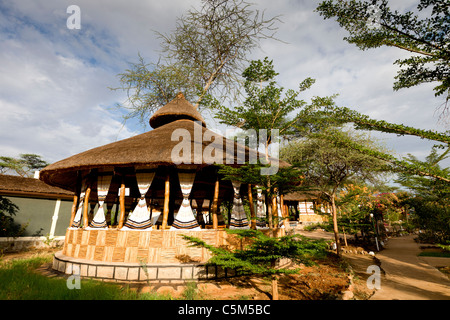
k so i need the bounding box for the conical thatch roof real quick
[39,93,288,191]
[149,93,206,129]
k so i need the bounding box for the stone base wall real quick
[53,251,236,282]
[298,214,326,223]
[62,228,285,264]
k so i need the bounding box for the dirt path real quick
[370,235,450,300]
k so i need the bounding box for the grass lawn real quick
[418,251,450,258]
[0,254,171,300]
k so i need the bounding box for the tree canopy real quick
[113,0,281,126]
[0,154,49,178]
[316,0,450,115]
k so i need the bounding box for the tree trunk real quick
[267,194,273,231]
[271,195,278,237]
[248,184,256,230]
[331,193,341,256]
[271,260,279,300]
[342,227,348,247]
[271,276,279,300]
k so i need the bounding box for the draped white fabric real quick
[202,199,210,224]
[256,187,267,229]
[70,180,86,228]
[170,171,201,230]
[229,181,249,229]
[88,174,112,229]
[122,171,156,230]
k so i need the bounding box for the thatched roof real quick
[149,93,206,129]
[283,191,321,201]
[0,174,73,199]
[39,93,288,191]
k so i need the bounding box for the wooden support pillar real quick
[118,178,126,229]
[82,186,91,228]
[69,172,81,228]
[211,176,220,229]
[161,173,170,230]
[69,194,78,228]
[248,184,256,230]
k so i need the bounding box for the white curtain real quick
[229,181,249,229]
[202,199,210,224]
[70,180,86,228]
[88,174,112,229]
[170,171,201,230]
[256,187,267,229]
[122,171,156,230]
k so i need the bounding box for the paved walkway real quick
[370,235,450,300]
[296,230,450,300]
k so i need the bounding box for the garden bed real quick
[0,248,372,300]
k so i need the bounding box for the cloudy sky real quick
[1,0,448,173]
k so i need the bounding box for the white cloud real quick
[0,0,447,173]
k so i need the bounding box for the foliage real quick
[113,0,281,125]
[301,104,450,183]
[214,58,329,230]
[215,57,317,149]
[281,127,389,254]
[281,128,389,195]
[0,154,49,178]
[316,0,450,114]
[396,146,450,243]
[112,57,199,126]
[183,229,329,277]
[218,162,304,198]
[0,255,171,300]
[334,184,404,243]
[0,196,26,237]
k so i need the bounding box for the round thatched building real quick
[41,93,285,281]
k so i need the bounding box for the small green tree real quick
[215,57,333,230]
[183,229,329,300]
[215,57,316,159]
[281,128,389,255]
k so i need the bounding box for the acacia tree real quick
[397,146,450,243]
[113,0,281,126]
[0,154,49,178]
[215,58,331,230]
[303,104,450,183]
[281,128,388,256]
[316,0,450,116]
